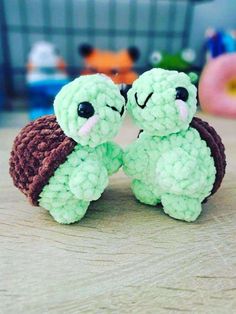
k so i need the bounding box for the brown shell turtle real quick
[123,68,226,222]
[10,74,125,224]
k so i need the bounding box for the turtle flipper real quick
[131,179,161,206]
[39,195,89,224]
[156,147,201,194]
[69,159,109,201]
[161,194,202,222]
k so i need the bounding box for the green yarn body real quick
[124,68,216,222]
[54,74,125,147]
[39,74,125,224]
[39,141,123,224]
[123,129,215,222]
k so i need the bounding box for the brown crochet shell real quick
[190,117,226,199]
[9,115,76,206]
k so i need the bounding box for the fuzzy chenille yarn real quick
[123,68,226,222]
[9,115,76,206]
[10,74,125,224]
[54,74,125,147]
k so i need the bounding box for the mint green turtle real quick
[123,68,217,222]
[38,74,125,223]
[10,74,126,224]
[39,74,125,224]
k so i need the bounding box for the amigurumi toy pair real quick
[10,69,226,224]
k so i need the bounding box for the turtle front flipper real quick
[69,159,109,201]
[156,147,209,196]
[39,195,89,224]
[131,179,161,206]
[39,158,109,224]
[161,194,202,222]
[103,142,123,176]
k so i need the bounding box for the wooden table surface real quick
[1,113,236,313]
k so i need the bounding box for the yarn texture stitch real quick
[10,74,125,224]
[123,68,224,222]
[39,141,123,224]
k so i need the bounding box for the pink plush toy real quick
[199,53,236,118]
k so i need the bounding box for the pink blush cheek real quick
[78,115,99,137]
[175,99,189,121]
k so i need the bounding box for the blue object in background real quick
[206,31,225,58]
[28,79,69,120]
[0,91,4,111]
[222,32,236,53]
[206,29,236,59]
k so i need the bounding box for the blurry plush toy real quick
[150,48,196,72]
[27,41,69,119]
[27,41,68,81]
[199,53,236,118]
[205,28,236,60]
[123,69,226,222]
[10,74,125,224]
[0,91,4,111]
[79,44,140,84]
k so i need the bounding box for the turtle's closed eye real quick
[106,104,125,116]
[135,92,153,109]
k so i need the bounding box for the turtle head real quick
[127,68,197,136]
[54,74,126,147]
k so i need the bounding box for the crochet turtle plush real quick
[10,74,125,224]
[123,68,226,222]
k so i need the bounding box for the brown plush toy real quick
[79,44,140,84]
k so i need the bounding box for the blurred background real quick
[0,0,236,127]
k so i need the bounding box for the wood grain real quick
[0,113,236,313]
